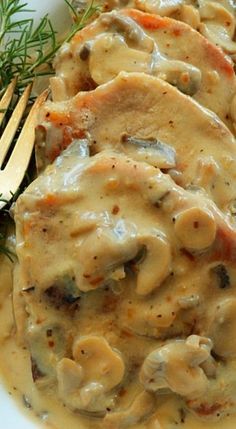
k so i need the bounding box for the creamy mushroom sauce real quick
[71,0,236,62]
[1,1,236,429]
[2,259,236,429]
[9,141,236,428]
[51,8,236,131]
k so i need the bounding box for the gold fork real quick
[0,78,48,209]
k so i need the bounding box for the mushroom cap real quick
[56,336,125,412]
[136,232,171,295]
[73,336,125,391]
[139,335,212,399]
[174,207,217,250]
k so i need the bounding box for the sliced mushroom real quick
[174,207,217,251]
[76,218,171,295]
[136,232,172,295]
[73,336,125,390]
[76,220,138,291]
[57,358,106,413]
[99,12,155,52]
[140,335,213,399]
[121,134,176,169]
[154,56,202,96]
[57,336,125,412]
[103,391,156,428]
[198,1,236,55]
[57,357,84,397]
[135,0,184,16]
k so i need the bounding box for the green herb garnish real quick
[0,0,99,95]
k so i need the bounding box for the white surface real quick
[21,0,71,33]
[0,2,69,428]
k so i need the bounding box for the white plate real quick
[0,1,70,428]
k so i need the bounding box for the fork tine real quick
[4,89,49,190]
[0,83,32,168]
[0,77,18,127]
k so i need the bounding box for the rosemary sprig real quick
[0,0,99,95]
[0,0,99,259]
[63,0,100,43]
[0,1,54,95]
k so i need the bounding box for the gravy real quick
[1,259,236,429]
